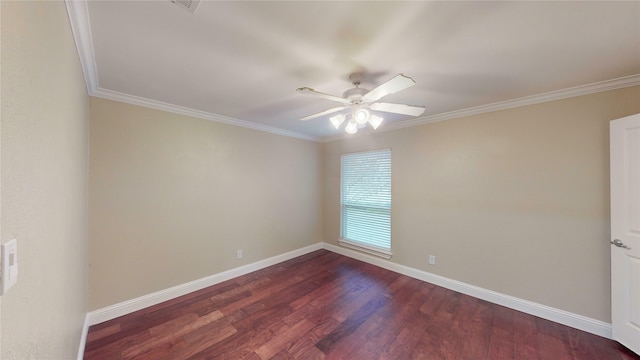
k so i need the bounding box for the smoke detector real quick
[169,0,200,14]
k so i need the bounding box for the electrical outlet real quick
[236,249,243,259]
[1,239,19,295]
[428,254,436,265]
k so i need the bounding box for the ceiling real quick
[69,1,640,141]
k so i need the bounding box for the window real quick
[340,149,392,258]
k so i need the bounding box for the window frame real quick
[339,148,392,259]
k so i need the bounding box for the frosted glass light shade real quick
[345,120,358,134]
[330,114,345,129]
[368,114,384,130]
[354,108,370,124]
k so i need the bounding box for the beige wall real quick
[1,1,89,359]
[323,86,640,323]
[89,98,323,310]
[0,2,636,356]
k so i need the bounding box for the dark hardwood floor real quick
[84,250,638,359]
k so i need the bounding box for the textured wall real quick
[1,1,88,359]
[89,97,323,310]
[323,86,640,323]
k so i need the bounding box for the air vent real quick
[169,0,200,14]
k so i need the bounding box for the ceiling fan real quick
[296,73,425,134]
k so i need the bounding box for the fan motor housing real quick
[343,87,369,104]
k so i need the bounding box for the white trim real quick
[64,0,639,145]
[64,1,640,145]
[338,239,392,259]
[322,242,613,339]
[86,243,323,326]
[64,2,319,142]
[77,314,90,360]
[65,0,98,94]
[389,74,640,132]
[81,241,612,345]
[92,88,320,142]
[324,74,640,143]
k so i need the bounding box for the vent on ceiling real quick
[169,0,200,14]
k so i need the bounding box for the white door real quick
[610,113,640,355]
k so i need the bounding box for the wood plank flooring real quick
[84,250,638,359]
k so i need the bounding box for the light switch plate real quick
[1,239,18,295]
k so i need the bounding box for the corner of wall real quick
[1,0,4,357]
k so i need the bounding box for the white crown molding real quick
[92,87,320,142]
[323,74,640,143]
[389,74,640,131]
[65,0,638,144]
[65,0,98,94]
[64,0,318,142]
[323,243,612,339]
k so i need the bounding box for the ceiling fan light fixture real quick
[354,108,370,124]
[345,120,358,134]
[297,72,424,135]
[368,114,384,130]
[330,114,345,129]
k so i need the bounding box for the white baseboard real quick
[83,241,611,341]
[86,242,323,326]
[322,242,612,339]
[77,313,89,360]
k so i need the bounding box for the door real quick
[610,113,640,355]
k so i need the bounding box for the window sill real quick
[338,239,392,259]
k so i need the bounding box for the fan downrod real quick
[349,72,365,87]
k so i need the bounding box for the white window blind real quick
[340,149,392,258]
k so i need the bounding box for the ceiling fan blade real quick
[362,74,416,103]
[370,102,426,116]
[300,106,346,121]
[296,87,352,105]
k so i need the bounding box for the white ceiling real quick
[70,1,640,141]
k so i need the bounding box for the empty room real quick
[1,1,640,359]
